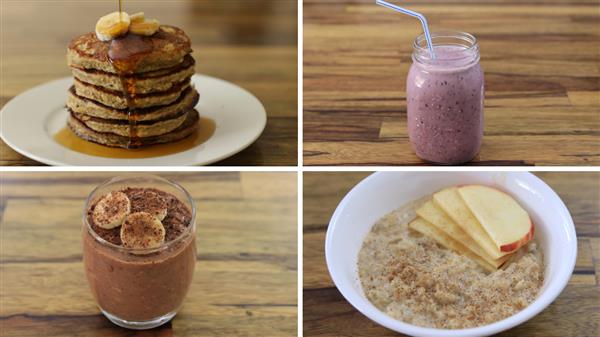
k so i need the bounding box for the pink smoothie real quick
[407,45,484,164]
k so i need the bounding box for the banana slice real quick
[130,190,168,221]
[92,191,131,229]
[129,18,160,36]
[120,212,165,249]
[95,11,131,42]
[130,12,145,24]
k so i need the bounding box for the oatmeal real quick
[358,199,544,329]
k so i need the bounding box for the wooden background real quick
[303,0,600,166]
[0,172,297,336]
[303,172,600,336]
[0,0,297,166]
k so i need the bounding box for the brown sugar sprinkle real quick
[358,200,544,329]
[88,187,192,246]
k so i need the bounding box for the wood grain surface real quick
[303,0,600,166]
[303,172,600,336]
[0,0,297,166]
[0,172,297,336]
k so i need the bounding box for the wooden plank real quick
[568,91,600,106]
[303,172,370,291]
[304,135,599,166]
[303,231,331,289]
[0,172,243,199]
[303,172,369,229]
[304,285,600,337]
[0,199,297,264]
[0,261,296,316]
[535,172,600,237]
[241,172,298,200]
[590,238,600,284]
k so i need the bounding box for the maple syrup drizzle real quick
[105,0,153,148]
[107,34,153,148]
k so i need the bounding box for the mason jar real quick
[406,31,484,165]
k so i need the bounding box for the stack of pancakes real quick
[66,25,199,148]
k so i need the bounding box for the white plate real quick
[326,172,577,337]
[0,74,266,166]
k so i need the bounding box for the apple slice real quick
[409,217,496,272]
[458,185,534,253]
[416,200,510,268]
[433,187,509,260]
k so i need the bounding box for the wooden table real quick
[303,0,600,166]
[0,0,297,166]
[303,172,600,336]
[0,172,297,336]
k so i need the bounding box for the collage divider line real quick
[297,0,304,335]
[1,166,598,173]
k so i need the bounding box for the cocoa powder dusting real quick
[88,187,192,246]
[126,188,168,219]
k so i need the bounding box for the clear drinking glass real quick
[82,175,197,329]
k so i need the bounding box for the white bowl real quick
[325,172,577,337]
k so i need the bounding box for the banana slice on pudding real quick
[120,212,166,249]
[92,191,131,229]
[95,11,131,41]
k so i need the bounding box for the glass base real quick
[101,308,177,330]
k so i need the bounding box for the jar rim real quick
[412,30,479,63]
[83,175,197,254]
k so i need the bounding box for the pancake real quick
[68,109,200,148]
[67,26,192,74]
[73,77,191,109]
[71,108,189,138]
[66,22,200,149]
[71,55,195,94]
[67,86,200,122]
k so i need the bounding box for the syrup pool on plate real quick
[54,117,216,158]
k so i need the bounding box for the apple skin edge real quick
[500,221,535,253]
[437,184,535,255]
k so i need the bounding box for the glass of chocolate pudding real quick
[83,175,196,329]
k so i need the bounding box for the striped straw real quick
[375,0,436,59]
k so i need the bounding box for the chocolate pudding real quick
[83,186,196,325]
